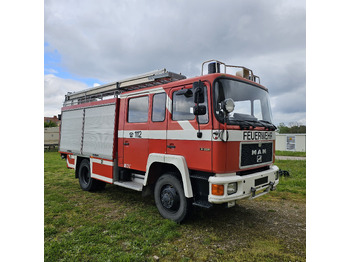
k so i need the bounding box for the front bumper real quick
[208,165,279,204]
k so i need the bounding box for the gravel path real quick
[183,198,306,259]
[276,156,306,160]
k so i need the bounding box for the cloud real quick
[44,74,89,116]
[44,68,58,74]
[44,0,305,124]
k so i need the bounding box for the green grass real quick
[45,152,305,261]
[275,150,306,157]
[275,159,306,198]
[257,159,306,202]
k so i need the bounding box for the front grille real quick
[240,142,273,168]
[236,166,269,176]
[255,176,268,186]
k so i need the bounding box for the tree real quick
[44,121,58,127]
[277,122,306,134]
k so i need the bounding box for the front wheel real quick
[154,174,191,223]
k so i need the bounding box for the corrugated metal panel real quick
[59,109,84,153]
[82,104,116,159]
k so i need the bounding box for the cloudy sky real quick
[44,0,305,125]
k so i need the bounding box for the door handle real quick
[167,144,176,149]
[124,141,129,146]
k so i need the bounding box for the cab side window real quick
[128,96,149,123]
[172,87,208,124]
[152,93,166,122]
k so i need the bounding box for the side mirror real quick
[58,114,62,120]
[193,105,206,116]
[193,80,205,104]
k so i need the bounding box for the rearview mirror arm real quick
[196,113,202,138]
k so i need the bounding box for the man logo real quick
[251,149,267,155]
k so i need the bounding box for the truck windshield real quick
[214,78,274,128]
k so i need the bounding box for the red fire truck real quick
[59,60,279,222]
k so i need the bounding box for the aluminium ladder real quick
[63,69,186,106]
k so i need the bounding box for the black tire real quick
[78,159,104,191]
[154,174,191,223]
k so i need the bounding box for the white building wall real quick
[44,127,60,145]
[276,134,287,151]
[275,134,306,152]
[295,135,306,152]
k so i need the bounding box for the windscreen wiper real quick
[259,120,277,130]
[231,119,276,131]
[230,119,257,130]
[229,119,276,131]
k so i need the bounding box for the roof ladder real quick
[64,69,186,106]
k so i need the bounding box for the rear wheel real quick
[154,174,191,223]
[78,159,105,191]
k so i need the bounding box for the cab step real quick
[192,199,213,209]
[114,181,143,191]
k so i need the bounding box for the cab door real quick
[123,94,150,172]
[166,83,212,172]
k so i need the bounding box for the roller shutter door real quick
[82,104,116,159]
[59,109,84,154]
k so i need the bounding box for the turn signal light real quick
[211,184,224,196]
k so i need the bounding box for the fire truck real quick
[59,60,279,223]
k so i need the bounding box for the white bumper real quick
[208,165,279,204]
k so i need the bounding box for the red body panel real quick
[123,135,149,171]
[166,139,212,171]
[92,162,113,178]
[91,158,114,183]
[66,154,75,169]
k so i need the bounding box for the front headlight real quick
[227,182,238,195]
[220,98,235,113]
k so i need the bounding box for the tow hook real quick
[269,181,275,191]
[251,187,257,198]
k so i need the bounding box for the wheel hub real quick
[160,186,180,210]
